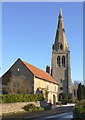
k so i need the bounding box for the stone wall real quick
[0,102,40,114]
[2,59,34,94]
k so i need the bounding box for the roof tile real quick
[22,60,58,85]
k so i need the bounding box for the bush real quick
[76,100,85,106]
[1,94,44,103]
[61,100,68,105]
[56,102,62,105]
[44,103,52,110]
[73,106,85,118]
[68,96,72,100]
[59,92,68,101]
[23,104,44,112]
[67,99,74,103]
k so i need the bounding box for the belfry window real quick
[62,56,65,67]
[57,56,60,67]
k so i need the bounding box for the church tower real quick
[52,9,72,96]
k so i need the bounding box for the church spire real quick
[59,8,63,18]
[52,9,72,96]
[53,9,69,51]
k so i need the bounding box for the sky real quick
[1,2,83,83]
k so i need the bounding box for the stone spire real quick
[59,8,63,18]
[52,9,72,96]
[53,8,69,51]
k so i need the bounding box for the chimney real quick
[46,66,50,74]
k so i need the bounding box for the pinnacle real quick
[59,8,63,18]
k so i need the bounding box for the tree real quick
[5,75,32,94]
[59,92,68,105]
[82,85,85,99]
[59,92,68,101]
[77,83,83,100]
[73,81,81,86]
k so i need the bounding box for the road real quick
[30,112,73,120]
[2,106,74,120]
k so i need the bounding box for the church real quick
[1,9,73,103]
[51,9,72,96]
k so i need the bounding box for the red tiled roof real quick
[21,60,58,85]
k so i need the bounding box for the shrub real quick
[61,100,68,105]
[2,94,44,103]
[77,83,85,101]
[23,104,44,112]
[76,100,85,106]
[73,106,85,118]
[56,102,62,105]
[2,89,8,94]
[44,103,52,110]
[67,99,74,103]
[59,92,68,101]
[68,96,72,100]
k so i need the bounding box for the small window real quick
[55,86,56,91]
[60,44,63,50]
[60,87,63,90]
[47,84,49,90]
[63,28,65,32]
[57,56,60,67]
[61,79,63,83]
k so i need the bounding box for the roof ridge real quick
[20,59,58,85]
[22,60,52,77]
[22,60,45,73]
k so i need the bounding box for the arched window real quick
[57,56,60,67]
[62,56,65,67]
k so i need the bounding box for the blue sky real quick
[2,2,83,83]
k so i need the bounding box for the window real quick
[61,79,63,83]
[63,28,65,32]
[57,56,60,67]
[62,56,65,67]
[60,44,63,50]
[60,87,63,90]
[55,86,56,91]
[47,84,49,90]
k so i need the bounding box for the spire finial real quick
[59,8,63,18]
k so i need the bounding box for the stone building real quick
[51,9,72,96]
[2,58,59,104]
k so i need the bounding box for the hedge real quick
[73,106,85,118]
[1,94,44,103]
